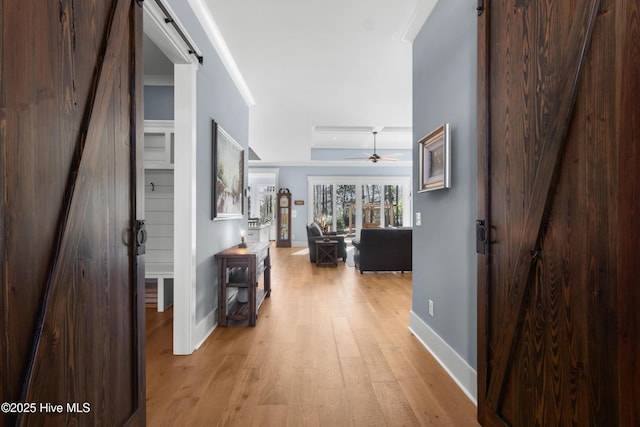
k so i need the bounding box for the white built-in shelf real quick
[144,120,174,169]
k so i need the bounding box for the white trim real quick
[173,64,198,355]
[399,0,439,42]
[308,176,413,186]
[143,120,174,131]
[408,311,478,405]
[194,310,217,350]
[306,176,412,232]
[187,0,256,106]
[144,75,174,86]
[143,1,200,65]
[143,120,175,170]
[144,0,200,356]
[247,168,280,180]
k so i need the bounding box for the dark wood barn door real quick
[477,1,640,426]
[1,0,145,426]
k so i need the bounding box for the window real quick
[312,184,333,232]
[308,176,411,236]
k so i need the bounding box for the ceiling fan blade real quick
[343,132,406,163]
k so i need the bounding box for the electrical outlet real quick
[415,212,422,226]
[428,299,434,317]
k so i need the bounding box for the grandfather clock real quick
[277,188,291,247]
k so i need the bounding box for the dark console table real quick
[215,242,271,326]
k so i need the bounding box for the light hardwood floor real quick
[145,245,479,426]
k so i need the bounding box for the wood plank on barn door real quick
[0,0,145,426]
[617,3,640,425]
[483,0,601,414]
[472,0,639,426]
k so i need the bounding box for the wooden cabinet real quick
[315,240,339,267]
[276,189,291,247]
[215,242,271,326]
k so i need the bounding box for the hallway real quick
[145,245,478,426]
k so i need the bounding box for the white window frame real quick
[307,176,412,235]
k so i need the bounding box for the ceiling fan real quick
[345,131,402,163]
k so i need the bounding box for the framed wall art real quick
[212,120,244,219]
[419,123,451,192]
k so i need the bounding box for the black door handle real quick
[135,220,147,255]
[476,220,488,254]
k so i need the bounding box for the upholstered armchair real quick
[306,223,347,263]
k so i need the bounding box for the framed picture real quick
[418,123,451,192]
[212,120,244,219]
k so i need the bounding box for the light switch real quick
[415,212,422,226]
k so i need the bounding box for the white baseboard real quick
[194,309,217,350]
[408,311,478,405]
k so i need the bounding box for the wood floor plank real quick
[333,316,361,358]
[353,327,396,382]
[287,367,321,427]
[396,377,457,426]
[216,368,262,427]
[145,245,479,426]
[372,381,421,427]
[186,355,247,426]
[147,397,200,427]
[317,388,351,427]
[344,383,388,427]
[258,344,296,405]
[313,331,344,389]
[250,404,289,427]
[340,357,372,387]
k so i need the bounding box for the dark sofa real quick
[352,228,412,273]
[306,223,347,263]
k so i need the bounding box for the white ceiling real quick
[144,0,438,162]
[143,34,174,79]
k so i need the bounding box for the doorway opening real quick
[142,0,200,355]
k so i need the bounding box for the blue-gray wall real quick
[162,1,250,324]
[144,86,174,120]
[412,0,478,368]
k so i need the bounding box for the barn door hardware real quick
[476,220,488,254]
[152,0,204,64]
[135,220,147,255]
[477,0,484,16]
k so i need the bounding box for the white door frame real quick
[143,1,200,355]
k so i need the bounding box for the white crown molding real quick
[399,0,439,42]
[188,0,256,107]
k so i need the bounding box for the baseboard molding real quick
[408,311,478,405]
[194,309,217,350]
